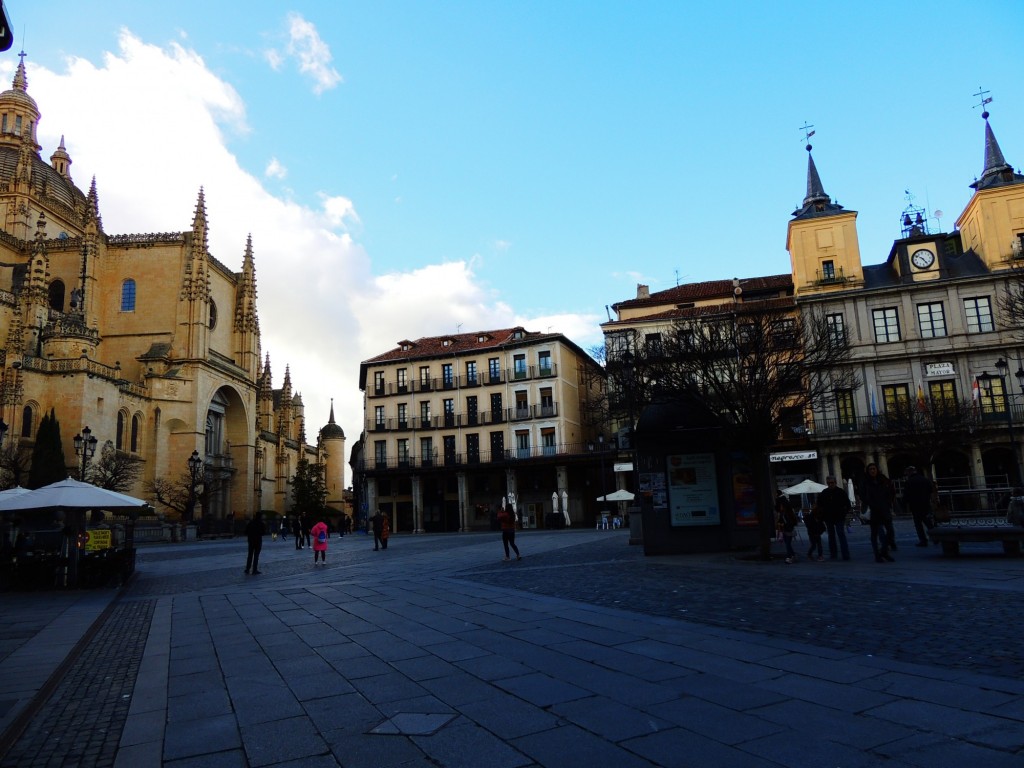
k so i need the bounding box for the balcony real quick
[814,265,847,285]
[354,440,610,472]
[365,402,559,432]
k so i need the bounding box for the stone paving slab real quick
[0,525,1022,767]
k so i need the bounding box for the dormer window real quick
[401,344,411,351]
[442,339,451,347]
[513,329,524,340]
[478,335,488,343]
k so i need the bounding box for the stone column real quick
[412,474,424,533]
[457,472,468,532]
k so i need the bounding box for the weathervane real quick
[973,86,993,119]
[799,121,815,151]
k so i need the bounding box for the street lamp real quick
[995,358,1024,484]
[588,434,607,522]
[73,426,98,481]
[186,450,203,524]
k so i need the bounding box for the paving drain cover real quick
[370,713,457,736]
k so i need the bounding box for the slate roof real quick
[612,274,792,313]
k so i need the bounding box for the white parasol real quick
[0,478,150,513]
[596,489,635,502]
[560,490,571,526]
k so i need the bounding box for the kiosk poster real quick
[730,453,759,527]
[667,453,720,526]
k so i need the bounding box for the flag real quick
[916,384,928,413]
[870,390,879,429]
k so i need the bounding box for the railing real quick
[368,364,557,396]
[355,440,609,471]
[364,403,559,432]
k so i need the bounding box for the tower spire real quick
[791,124,845,219]
[969,91,1023,190]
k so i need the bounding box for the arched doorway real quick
[201,386,252,526]
[933,449,971,488]
[981,446,1018,488]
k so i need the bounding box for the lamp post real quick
[73,426,98,481]
[995,358,1024,485]
[588,434,607,524]
[186,450,203,525]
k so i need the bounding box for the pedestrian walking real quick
[861,463,896,563]
[804,505,825,561]
[902,466,935,547]
[497,499,521,561]
[371,508,385,551]
[301,513,312,549]
[293,514,304,549]
[281,514,292,542]
[775,489,797,564]
[817,476,851,560]
[310,518,328,564]
[381,511,390,550]
[244,512,265,574]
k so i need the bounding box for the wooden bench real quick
[928,525,1024,556]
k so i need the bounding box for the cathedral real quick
[0,55,345,526]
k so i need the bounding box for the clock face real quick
[911,249,935,269]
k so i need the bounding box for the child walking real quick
[804,506,825,561]
[310,518,328,565]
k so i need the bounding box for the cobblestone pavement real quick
[460,533,1024,679]
[2,524,1022,767]
[0,600,154,768]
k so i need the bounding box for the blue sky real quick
[10,0,1024,442]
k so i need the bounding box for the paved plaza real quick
[0,522,1023,767]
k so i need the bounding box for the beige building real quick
[0,56,343,525]
[602,107,1024,492]
[355,327,606,532]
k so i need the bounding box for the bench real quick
[928,525,1024,556]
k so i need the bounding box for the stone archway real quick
[981,446,1018,487]
[202,385,253,525]
[933,449,970,487]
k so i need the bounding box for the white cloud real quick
[265,157,287,179]
[285,13,342,95]
[21,31,595,454]
[264,48,284,71]
[320,193,359,228]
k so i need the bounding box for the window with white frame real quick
[872,307,901,343]
[964,297,994,333]
[826,313,846,345]
[917,302,947,338]
[375,405,385,428]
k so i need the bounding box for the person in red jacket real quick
[310,518,329,565]
[497,501,521,561]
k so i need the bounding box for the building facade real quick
[0,56,343,523]
[602,107,1024,494]
[354,327,607,532]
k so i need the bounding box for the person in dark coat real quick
[245,512,265,574]
[816,476,851,560]
[902,465,935,547]
[775,489,798,564]
[861,463,895,563]
[497,500,521,561]
[371,509,385,551]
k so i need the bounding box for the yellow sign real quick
[84,529,112,551]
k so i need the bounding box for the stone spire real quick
[50,135,72,180]
[86,176,103,233]
[180,187,211,302]
[234,234,259,333]
[234,234,261,378]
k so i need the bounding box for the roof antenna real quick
[456,323,462,334]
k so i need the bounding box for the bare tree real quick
[145,470,226,520]
[875,397,979,473]
[0,441,31,490]
[89,441,144,492]
[608,298,858,556]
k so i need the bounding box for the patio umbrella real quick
[780,479,827,496]
[551,491,559,514]
[0,486,30,502]
[596,489,636,502]
[847,478,857,506]
[560,490,571,526]
[0,478,149,513]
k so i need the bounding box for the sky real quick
[8,1,1024,459]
